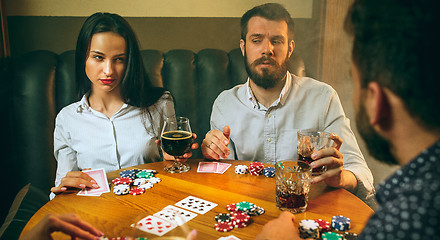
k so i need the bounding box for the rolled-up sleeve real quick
[322,89,376,204]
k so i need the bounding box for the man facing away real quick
[257,0,440,239]
[201,3,375,205]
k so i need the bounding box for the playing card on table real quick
[135,215,177,236]
[77,168,110,196]
[154,205,197,226]
[216,162,232,174]
[174,196,218,214]
[197,162,218,173]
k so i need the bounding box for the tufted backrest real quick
[9,48,304,195]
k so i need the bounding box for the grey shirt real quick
[210,72,375,203]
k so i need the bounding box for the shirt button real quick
[267,113,272,118]
[267,138,272,142]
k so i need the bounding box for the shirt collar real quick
[246,71,292,110]
[76,94,129,114]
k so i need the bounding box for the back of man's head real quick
[345,0,440,131]
[240,3,294,41]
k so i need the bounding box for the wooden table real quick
[21,159,374,239]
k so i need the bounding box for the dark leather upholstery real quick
[8,48,302,197]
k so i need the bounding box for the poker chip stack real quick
[263,167,275,177]
[111,168,160,195]
[315,219,331,233]
[331,215,351,232]
[235,165,249,174]
[342,232,358,240]
[231,212,250,228]
[298,219,319,239]
[322,231,342,240]
[214,201,265,232]
[249,162,264,175]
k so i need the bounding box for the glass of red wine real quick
[161,117,193,173]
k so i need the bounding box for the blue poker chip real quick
[120,169,136,179]
[331,215,351,231]
[263,167,275,177]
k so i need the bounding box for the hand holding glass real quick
[297,129,332,176]
[161,117,193,173]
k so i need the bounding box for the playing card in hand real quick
[154,205,198,226]
[77,168,110,196]
[175,196,218,214]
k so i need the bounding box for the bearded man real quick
[201,3,375,205]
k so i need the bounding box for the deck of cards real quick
[197,162,232,174]
[77,169,110,196]
[134,195,218,236]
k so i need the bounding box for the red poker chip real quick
[231,212,250,224]
[233,221,249,228]
[129,187,145,195]
[112,177,133,185]
[314,219,331,232]
[215,222,234,232]
[226,203,238,211]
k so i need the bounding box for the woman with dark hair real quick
[50,12,196,197]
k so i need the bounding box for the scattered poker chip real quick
[120,169,136,179]
[233,221,249,228]
[342,232,358,240]
[113,184,130,195]
[263,167,275,177]
[136,171,154,179]
[148,177,161,184]
[226,203,238,211]
[315,219,331,232]
[112,177,133,185]
[231,212,250,224]
[298,219,319,239]
[246,206,265,216]
[322,231,342,240]
[133,178,148,186]
[138,182,154,189]
[215,222,234,232]
[236,201,256,211]
[235,165,249,174]
[129,187,145,195]
[215,213,232,223]
[332,215,351,231]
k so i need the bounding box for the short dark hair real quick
[241,3,294,41]
[345,0,440,130]
[75,12,164,108]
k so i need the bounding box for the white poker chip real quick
[148,177,161,184]
[235,165,249,174]
[133,178,148,186]
[113,184,130,195]
[139,182,154,189]
[143,169,157,173]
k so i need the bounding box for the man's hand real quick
[201,126,231,160]
[155,133,199,162]
[309,133,357,191]
[256,211,303,240]
[20,213,104,240]
[50,170,99,195]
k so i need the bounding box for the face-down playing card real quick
[153,205,198,226]
[174,196,218,214]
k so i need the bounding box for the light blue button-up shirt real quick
[210,72,375,203]
[53,93,174,193]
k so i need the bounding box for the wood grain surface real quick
[20,159,373,239]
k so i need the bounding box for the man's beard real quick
[244,51,289,89]
[356,102,398,165]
